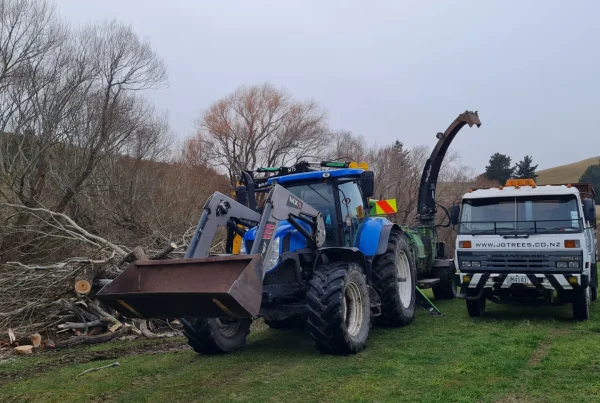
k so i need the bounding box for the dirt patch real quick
[527,328,569,367]
[0,337,189,386]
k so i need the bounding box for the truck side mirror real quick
[449,205,461,226]
[583,198,596,226]
[360,171,375,198]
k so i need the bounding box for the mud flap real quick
[96,254,263,319]
[416,287,443,316]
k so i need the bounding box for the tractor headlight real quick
[263,237,280,272]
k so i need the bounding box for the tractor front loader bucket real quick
[96,254,264,319]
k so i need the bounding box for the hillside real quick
[536,156,600,184]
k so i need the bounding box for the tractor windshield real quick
[285,182,338,246]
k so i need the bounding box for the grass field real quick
[536,156,599,185]
[3,274,600,403]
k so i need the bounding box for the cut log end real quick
[30,333,42,348]
[15,345,33,355]
[75,280,93,295]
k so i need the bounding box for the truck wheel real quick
[371,231,416,326]
[432,262,457,300]
[573,287,590,321]
[181,317,251,354]
[307,262,371,354]
[466,297,486,317]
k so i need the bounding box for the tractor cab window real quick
[286,182,338,246]
[337,180,366,247]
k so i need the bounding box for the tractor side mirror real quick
[449,205,461,226]
[583,198,596,225]
[360,171,375,198]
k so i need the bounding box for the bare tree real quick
[53,20,168,213]
[197,83,328,184]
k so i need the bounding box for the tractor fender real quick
[357,217,400,256]
[318,247,369,271]
[375,223,402,255]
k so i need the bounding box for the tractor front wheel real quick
[181,317,251,354]
[371,231,416,326]
[307,262,371,354]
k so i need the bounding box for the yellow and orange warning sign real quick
[373,199,398,215]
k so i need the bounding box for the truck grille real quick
[457,251,583,273]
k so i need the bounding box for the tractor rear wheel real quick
[307,262,371,354]
[432,261,458,300]
[371,231,416,326]
[181,317,251,354]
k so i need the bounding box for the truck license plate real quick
[506,275,530,285]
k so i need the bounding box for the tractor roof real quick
[266,168,364,185]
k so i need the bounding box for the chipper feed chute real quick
[97,254,263,319]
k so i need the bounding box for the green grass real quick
[3,270,600,403]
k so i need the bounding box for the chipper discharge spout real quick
[97,185,325,320]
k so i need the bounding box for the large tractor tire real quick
[371,231,416,326]
[181,317,251,354]
[573,286,591,321]
[307,262,371,354]
[432,261,458,300]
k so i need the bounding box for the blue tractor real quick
[97,111,481,354]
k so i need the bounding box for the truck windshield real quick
[285,182,337,245]
[459,195,582,234]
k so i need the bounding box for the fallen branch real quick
[57,318,110,330]
[0,203,128,257]
[77,362,120,378]
[48,327,131,349]
[149,242,178,260]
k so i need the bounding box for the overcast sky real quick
[58,0,599,173]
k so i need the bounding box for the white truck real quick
[452,179,597,320]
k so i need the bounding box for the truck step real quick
[417,278,440,289]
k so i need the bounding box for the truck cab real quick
[454,179,597,319]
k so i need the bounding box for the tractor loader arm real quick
[186,192,261,258]
[250,184,326,279]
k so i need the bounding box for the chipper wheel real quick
[181,317,251,354]
[371,231,416,326]
[432,261,458,300]
[307,262,371,354]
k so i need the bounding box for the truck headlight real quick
[556,261,568,268]
[568,261,580,269]
[471,261,481,267]
[263,237,280,272]
[462,261,471,267]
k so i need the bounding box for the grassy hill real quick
[536,156,600,184]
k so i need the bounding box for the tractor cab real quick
[236,161,384,273]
